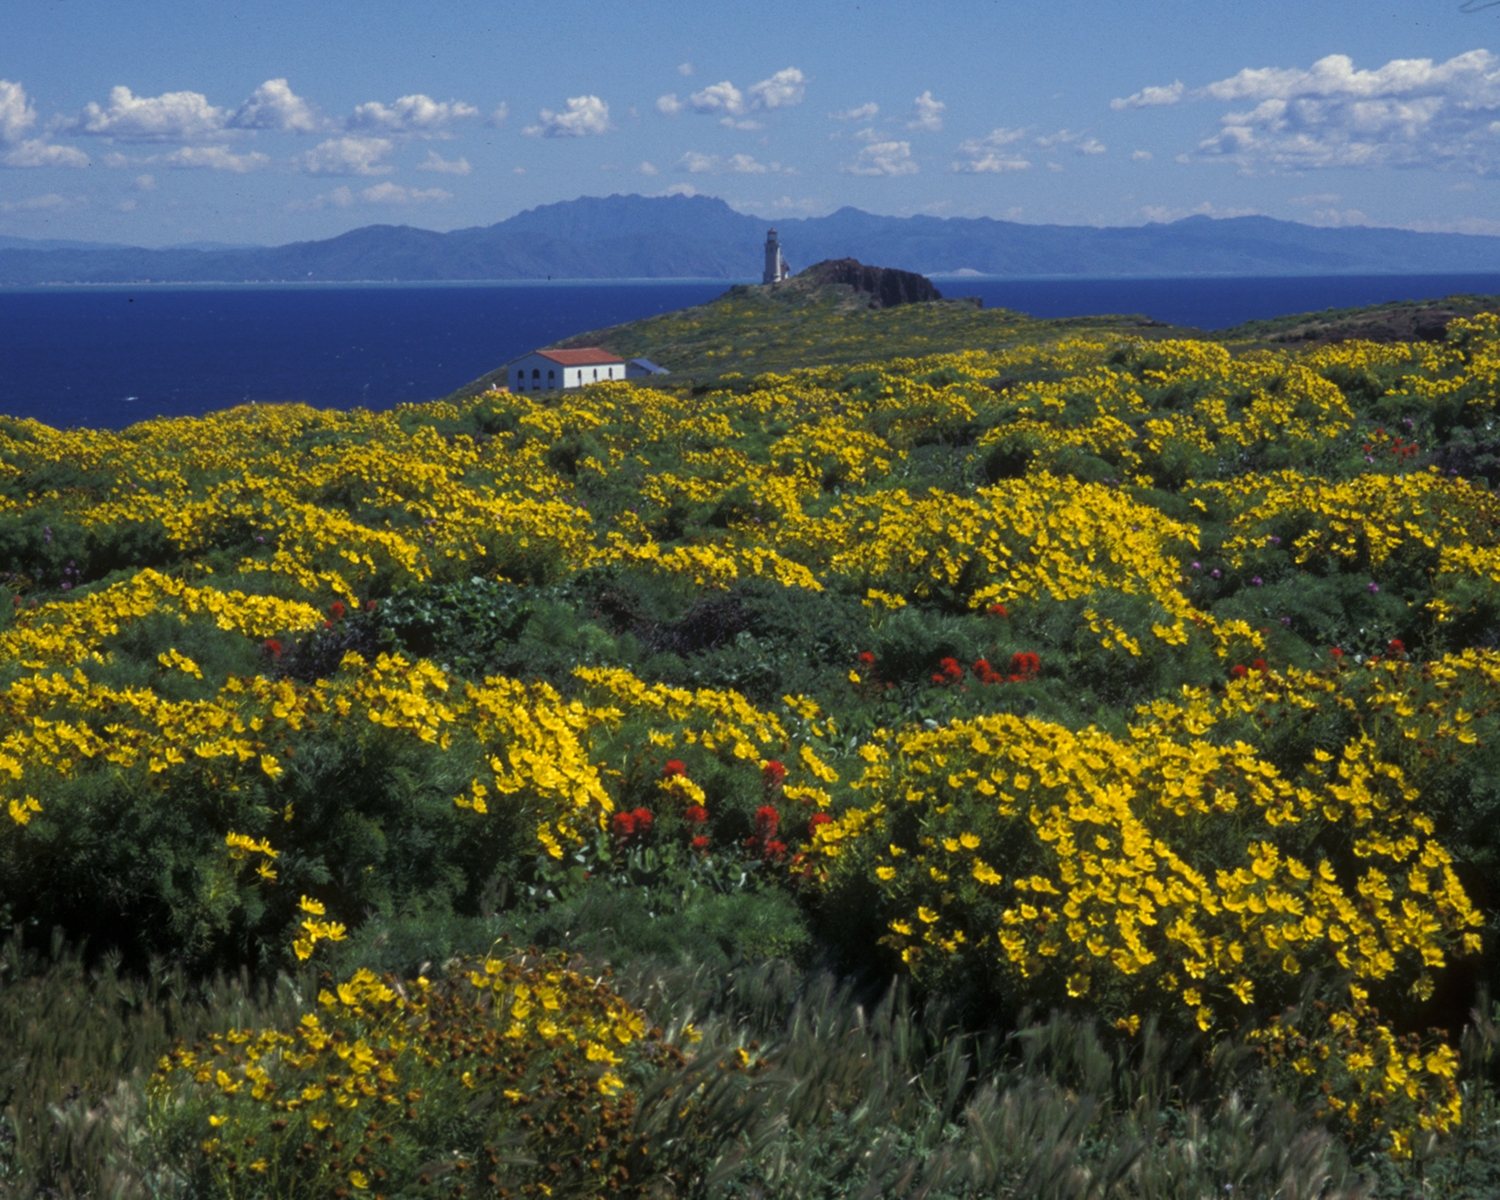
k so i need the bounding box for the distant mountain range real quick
[6,194,1500,284]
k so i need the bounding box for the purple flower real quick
[1367,581,1380,594]
[1190,561,1202,572]
[1251,576,1263,587]
[1268,535,1282,546]
[1211,568,1222,580]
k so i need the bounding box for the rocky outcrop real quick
[793,258,943,308]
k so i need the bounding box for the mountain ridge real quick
[6,193,1500,284]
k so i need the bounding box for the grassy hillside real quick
[3,292,1500,1196]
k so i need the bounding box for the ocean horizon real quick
[4,273,1499,431]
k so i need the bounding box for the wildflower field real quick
[4,303,1500,1196]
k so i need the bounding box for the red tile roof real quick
[537,347,622,366]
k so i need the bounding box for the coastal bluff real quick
[778,257,946,309]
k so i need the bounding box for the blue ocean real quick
[3,274,1499,430]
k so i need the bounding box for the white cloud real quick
[489,103,509,126]
[163,145,268,172]
[747,67,806,110]
[677,62,695,77]
[134,173,155,190]
[952,128,1030,173]
[231,78,317,132]
[348,94,478,134]
[299,181,451,210]
[0,80,37,143]
[951,151,1030,174]
[720,116,763,131]
[2,139,89,168]
[298,135,394,175]
[359,181,451,204]
[1110,81,1186,110]
[417,149,471,175]
[689,80,745,115]
[638,160,659,175]
[907,90,945,131]
[1140,201,1262,222]
[0,192,83,213]
[830,102,878,122]
[524,95,611,137]
[682,67,805,119]
[677,150,788,174]
[1131,149,1154,161]
[1035,129,1105,154]
[1129,50,1500,173]
[74,85,226,140]
[844,139,917,176]
[661,182,699,197]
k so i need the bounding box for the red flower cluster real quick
[683,804,708,825]
[1009,651,1041,681]
[662,759,687,777]
[1229,658,1269,680]
[262,638,283,659]
[745,804,787,862]
[931,656,965,685]
[1387,637,1407,658]
[932,650,1042,686]
[808,811,833,836]
[328,600,347,620]
[986,602,1009,617]
[1363,428,1421,462]
[610,807,654,843]
[761,759,786,791]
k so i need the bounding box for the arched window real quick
[548,369,556,383]
[532,368,541,380]
[592,368,598,380]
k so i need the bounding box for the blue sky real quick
[4,0,1500,246]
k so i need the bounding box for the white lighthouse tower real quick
[762,228,790,285]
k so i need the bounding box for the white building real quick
[763,229,791,285]
[506,347,627,392]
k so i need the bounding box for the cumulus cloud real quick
[359,181,452,204]
[73,85,227,140]
[678,62,695,77]
[1110,81,1186,110]
[417,149,471,174]
[907,90,945,131]
[747,67,806,110]
[0,80,37,143]
[1124,50,1500,173]
[0,191,84,213]
[2,140,89,168]
[843,139,917,176]
[638,160,659,175]
[348,93,478,135]
[489,103,509,126]
[298,135,394,175]
[1035,129,1106,154]
[162,145,269,172]
[830,101,878,122]
[524,95,611,137]
[951,127,1030,173]
[300,181,451,210]
[1139,201,1263,222]
[689,80,745,115]
[680,67,805,118]
[231,78,317,132]
[1131,149,1154,161]
[677,150,789,174]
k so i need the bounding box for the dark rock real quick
[794,258,943,308]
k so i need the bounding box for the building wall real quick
[509,353,624,391]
